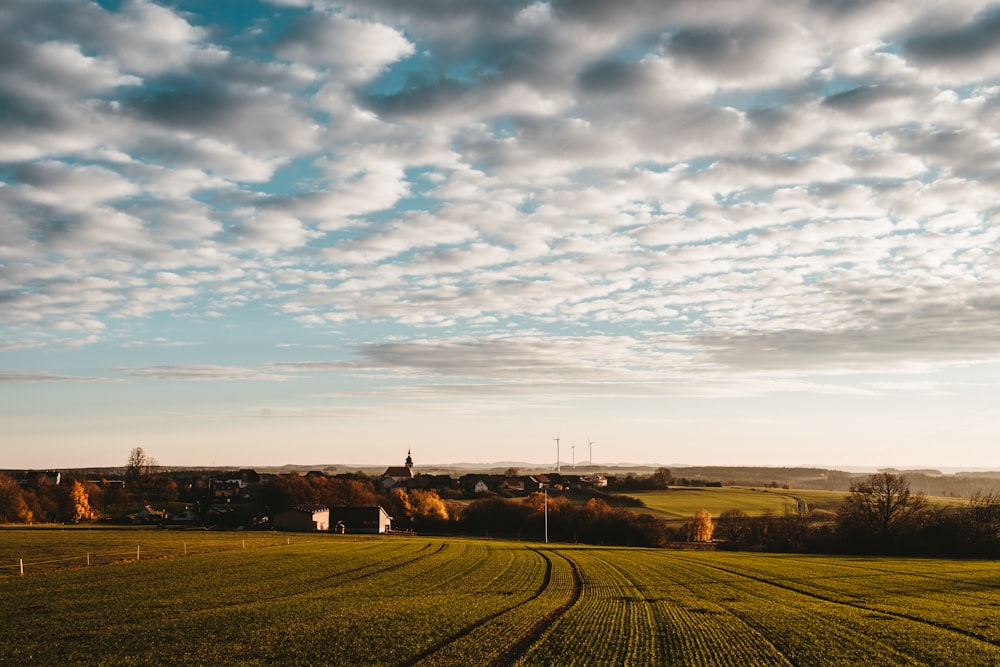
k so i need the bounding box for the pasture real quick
[624,487,840,521]
[624,486,961,523]
[1,528,998,665]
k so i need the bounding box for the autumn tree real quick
[687,509,714,542]
[410,489,449,522]
[0,473,32,524]
[63,480,98,523]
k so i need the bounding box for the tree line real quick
[3,451,998,558]
[715,472,1000,558]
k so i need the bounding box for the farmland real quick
[1,529,998,665]
[624,486,960,523]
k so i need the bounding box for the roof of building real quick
[290,504,329,514]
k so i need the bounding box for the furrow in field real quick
[665,552,1000,665]
[601,550,795,667]
[672,553,1000,647]
[495,549,583,667]
[514,549,674,665]
[184,541,447,615]
[398,547,554,666]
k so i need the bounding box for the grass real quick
[625,487,824,520]
[624,486,962,523]
[1,528,998,665]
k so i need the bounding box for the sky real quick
[2,0,1000,471]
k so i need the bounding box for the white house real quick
[330,506,393,534]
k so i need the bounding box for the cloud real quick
[3,0,1000,403]
[120,365,293,382]
[275,12,414,80]
[0,370,118,383]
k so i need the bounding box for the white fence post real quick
[19,558,23,576]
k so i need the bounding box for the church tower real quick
[405,448,413,470]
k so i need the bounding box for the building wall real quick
[274,508,330,532]
[331,506,391,534]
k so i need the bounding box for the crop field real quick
[625,487,826,520]
[1,528,998,665]
[626,487,963,522]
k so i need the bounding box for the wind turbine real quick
[587,437,595,470]
[571,443,576,469]
[554,434,561,473]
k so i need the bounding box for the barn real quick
[273,505,330,532]
[330,506,392,534]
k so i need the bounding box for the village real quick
[0,450,640,536]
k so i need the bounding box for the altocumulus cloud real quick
[2,0,1000,401]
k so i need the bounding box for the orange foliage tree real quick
[688,509,714,542]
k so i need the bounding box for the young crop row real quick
[0,527,324,575]
[669,551,1000,646]
[657,551,1000,665]
[1,532,997,666]
[407,547,580,666]
[516,547,788,666]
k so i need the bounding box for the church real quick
[382,450,415,488]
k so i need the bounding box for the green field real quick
[625,486,962,523]
[1,528,998,665]
[625,487,845,521]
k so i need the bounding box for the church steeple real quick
[405,449,413,469]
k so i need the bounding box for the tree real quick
[716,508,751,548]
[837,472,929,551]
[63,480,98,523]
[0,473,32,524]
[125,447,158,486]
[410,489,449,523]
[687,509,714,542]
[650,468,672,489]
[960,491,1000,557]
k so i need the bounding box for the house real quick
[131,505,166,524]
[330,506,392,534]
[212,480,242,499]
[382,450,415,488]
[500,478,525,494]
[273,505,330,532]
[460,474,495,495]
[587,474,608,488]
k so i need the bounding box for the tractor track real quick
[184,542,446,615]
[398,547,553,667]
[489,549,582,667]
[669,553,1000,650]
[399,547,583,667]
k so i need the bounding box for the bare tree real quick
[125,447,158,486]
[962,491,1000,556]
[717,508,751,548]
[837,472,928,547]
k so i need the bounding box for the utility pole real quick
[544,489,549,544]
